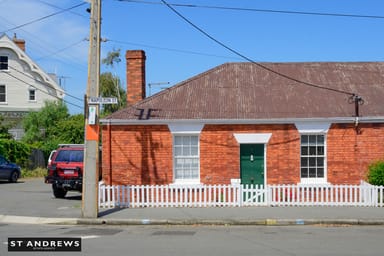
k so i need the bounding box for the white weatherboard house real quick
[0,33,65,139]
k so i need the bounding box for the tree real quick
[22,100,69,145]
[0,115,13,139]
[100,72,126,115]
[100,49,126,115]
[52,114,84,144]
[102,48,121,68]
[22,100,84,156]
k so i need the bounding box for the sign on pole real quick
[88,97,118,105]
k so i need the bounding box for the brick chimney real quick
[126,50,146,105]
[12,33,25,52]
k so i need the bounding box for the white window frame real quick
[300,133,327,184]
[295,122,330,185]
[0,84,7,104]
[168,124,203,185]
[28,88,36,102]
[172,134,200,184]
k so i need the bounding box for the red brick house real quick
[100,50,384,187]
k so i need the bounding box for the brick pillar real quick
[126,50,146,105]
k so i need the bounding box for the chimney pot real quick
[12,33,26,52]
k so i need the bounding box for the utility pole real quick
[82,0,101,218]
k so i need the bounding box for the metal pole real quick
[82,0,101,218]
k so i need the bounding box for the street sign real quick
[88,97,118,104]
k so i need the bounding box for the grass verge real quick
[21,167,47,179]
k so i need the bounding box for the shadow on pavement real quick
[98,207,125,218]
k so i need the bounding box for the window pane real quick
[191,136,198,145]
[175,136,182,145]
[309,135,316,145]
[191,146,198,156]
[301,135,308,145]
[301,167,308,178]
[29,90,35,100]
[183,147,191,156]
[301,146,308,155]
[317,147,324,155]
[309,146,317,155]
[317,157,324,167]
[301,158,308,167]
[309,157,316,167]
[309,168,317,178]
[317,168,324,178]
[175,147,182,156]
[317,135,325,145]
[0,56,8,70]
[183,136,190,145]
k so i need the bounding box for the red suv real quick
[45,145,84,198]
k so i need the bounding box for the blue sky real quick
[1,0,383,114]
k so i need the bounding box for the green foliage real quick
[102,48,121,68]
[22,100,69,144]
[0,115,13,139]
[0,139,30,167]
[367,160,384,186]
[100,72,126,115]
[50,114,85,144]
[21,167,47,179]
[21,100,84,158]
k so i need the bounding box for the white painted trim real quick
[100,116,384,125]
[234,133,272,144]
[168,123,204,134]
[295,122,331,133]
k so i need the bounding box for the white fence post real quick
[98,182,384,209]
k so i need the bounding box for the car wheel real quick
[9,171,19,183]
[52,184,67,198]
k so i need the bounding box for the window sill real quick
[298,179,330,186]
[169,180,202,188]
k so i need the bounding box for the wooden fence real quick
[98,182,384,209]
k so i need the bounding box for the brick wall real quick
[102,124,172,185]
[102,123,384,185]
[327,123,384,184]
[126,50,146,105]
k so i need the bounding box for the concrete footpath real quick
[0,179,383,226]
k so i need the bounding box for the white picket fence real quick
[98,181,384,209]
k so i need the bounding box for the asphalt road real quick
[2,223,384,256]
[0,178,82,218]
[1,178,384,255]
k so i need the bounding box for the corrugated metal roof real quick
[104,62,384,122]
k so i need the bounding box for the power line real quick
[0,2,87,34]
[8,65,83,102]
[108,39,242,60]
[3,69,83,109]
[36,0,89,19]
[160,0,355,97]
[35,39,87,61]
[120,0,384,20]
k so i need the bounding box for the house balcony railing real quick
[98,181,384,209]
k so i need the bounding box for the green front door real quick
[240,144,264,185]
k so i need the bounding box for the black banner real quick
[8,237,81,252]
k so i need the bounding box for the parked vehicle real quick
[47,149,57,167]
[45,144,84,198]
[0,154,21,183]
